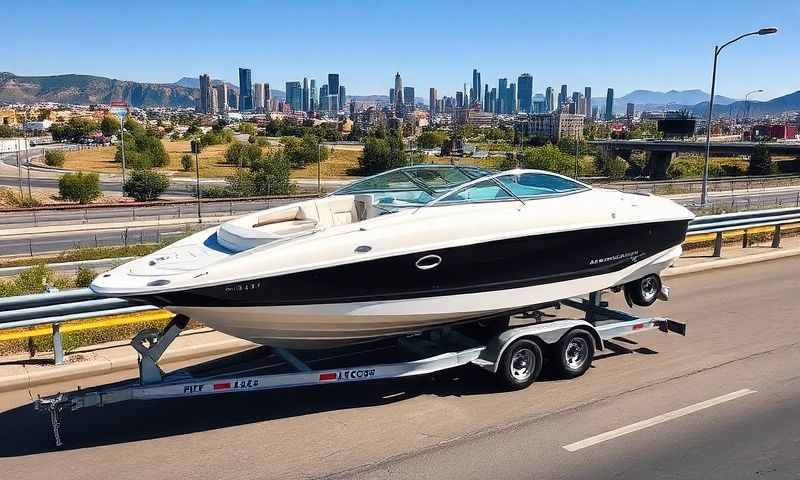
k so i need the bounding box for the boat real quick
[91,165,694,349]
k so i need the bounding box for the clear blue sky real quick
[3,0,797,100]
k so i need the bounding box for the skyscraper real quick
[484,84,490,112]
[302,78,310,112]
[394,73,403,107]
[455,91,464,108]
[238,68,253,111]
[389,88,395,105]
[320,84,329,111]
[497,78,507,113]
[429,88,437,114]
[559,84,568,107]
[214,83,228,113]
[471,69,481,104]
[584,87,592,119]
[571,92,581,114]
[626,102,635,120]
[264,83,271,112]
[199,74,213,114]
[310,79,317,112]
[545,87,555,112]
[403,86,414,106]
[253,83,264,111]
[517,73,533,113]
[285,81,302,112]
[338,85,346,111]
[605,88,614,120]
[328,74,340,102]
[508,83,517,113]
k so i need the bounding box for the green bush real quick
[604,156,629,179]
[201,185,237,198]
[224,142,262,167]
[416,130,449,149]
[748,143,774,175]
[114,125,169,169]
[181,153,194,171]
[44,150,66,167]
[358,131,405,174]
[226,150,296,196]
[74,266,96,287]
[123,170,170,201]
[0,264,72,297]
[254,136,269,147]
[58,172,101,204]
[239,122,257,136]
[500,144,576,176]
[282,135,326,168]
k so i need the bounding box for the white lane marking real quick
[562,388,757,452]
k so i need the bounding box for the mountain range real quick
[0,72,797,117]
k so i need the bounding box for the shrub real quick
[748,143,773,175]
[74,267,96,288]
[224,142,262,167]
[58,172,101,204]
[226,150,296,196]
[123,170,170,201]
[283,134,326,168]
[114,127,169,169]
[239,122,257,136]
[181,153,194,171]
[604,156,629,179]
[254,136,269,147]
[44,150,66,167]
[358,132,405,175]
[416,130,449,149]
[501,144,576,176]
[201,185,236,198]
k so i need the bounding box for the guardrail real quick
[1,206,800,364]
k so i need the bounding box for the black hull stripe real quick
[146,220,689,308]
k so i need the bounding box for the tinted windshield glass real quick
[334,166,491,203]
[439,179,512,203]
[497,173,586,198]
[405,166,480,190]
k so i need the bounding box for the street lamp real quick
[700,27,777,206]
[744,89,764,121]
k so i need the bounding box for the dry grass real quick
[59,140,363,180]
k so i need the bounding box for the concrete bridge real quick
[589,139,800,179]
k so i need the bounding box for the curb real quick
[3,246,800,393]
[0,330,253,393]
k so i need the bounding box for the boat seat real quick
[218,219,318,252]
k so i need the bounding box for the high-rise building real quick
[484,84,490,112]
[509,83,517,113]
[403,86,414,106]
[210,89,218,114]
[238,68,253,111]
[559,84,568,107]
[489,88,497,113]
[626,102,635,120]
[571,92,581,114]
[285,81,302,112]
[310,79,317,112]
[394,73,403,107]
[264,83,271,111]
[328,74,340,102]
[389,88,395,105]
[471,69,481,105]
[584,87,592,119]
[455,91,464,109]
[605,88,614,120]
[545,87,555,112]
[199,74,213,114]
[532,94,546,113]
[338,86,346,111]
[214,83,228,113]
[497,78,507,113]
[253,83,264,111]
[320,84,329,111]
[518,74,533,113]
[429,88,437,114]
[302,78,309,112]
[328,94,339,113]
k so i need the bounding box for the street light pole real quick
[744,89,764,121]
[700,27,777,206]
[317,143,322,195]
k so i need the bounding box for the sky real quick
[3,0,798,101]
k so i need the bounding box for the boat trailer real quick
[34,291,686,446]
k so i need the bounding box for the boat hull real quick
[165,241,683,349]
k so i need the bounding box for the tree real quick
[114,126,169,169]
[0,124,20,138]
[501,144,575,176]
[283,134,326,168]
[416,130,449,149]
[227,150,296,196]
[100,115,121,137]
[225,141,262,167]
[123,170,170,201]
[239,122,257,136]
[180,153,194,171]
[58,172,101,204]
[358,129,405,174]
[748,143,773,175]
[44,150,66,167]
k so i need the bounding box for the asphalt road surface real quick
[0,258,799,479]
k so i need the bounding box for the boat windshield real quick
[333,165,491,208]
[429,170,589,206]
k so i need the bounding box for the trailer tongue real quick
[35,290,685,447]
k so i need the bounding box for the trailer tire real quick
[554,329,595,379]
[624,274,661,307]
[496,339,543,391]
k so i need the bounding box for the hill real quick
[691,90,800,117]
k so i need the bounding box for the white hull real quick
[170,245,682,349]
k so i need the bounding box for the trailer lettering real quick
[337,369,376,380]
[183,384,204,394]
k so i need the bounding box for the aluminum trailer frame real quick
[34,290,685,447]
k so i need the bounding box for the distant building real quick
[545,87,555,113]
[253,83,265,111]
[605,88,614,120]
[264,83,271,112]
[309,80,317,112]
[394,73,403,107]
[559,84,568,107]
[199,74,213,114]
[228,90,239,110]
[403,86,415,106]
[518,74,533,113]
[626,102,635,120]
[532,94,546,113]
[429,88,437,114]
[389,88,395,105]
[239,68,253,111]
[285,81,302,112]
[319,84,329,111]
[584,87,592,119]
[328,74,340,102]
[471,69,481,105]
[214,83,228,114]
[515,112,584,142]
[302,78,310,112]
[338,86,346,112]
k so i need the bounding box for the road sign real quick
[110,100,128,121]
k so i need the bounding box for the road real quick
[0,258,798,479]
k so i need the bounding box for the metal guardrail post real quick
[771,225,781,248]
[52,323,64,365]
[713,232,723,257]
[742,230,749,248]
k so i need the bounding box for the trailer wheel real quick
[554,330,595,379]
[496,339,543,390]
[624,274,662,307]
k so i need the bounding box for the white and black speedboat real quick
[91,165,694,348]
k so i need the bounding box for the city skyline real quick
[3,0,796,100]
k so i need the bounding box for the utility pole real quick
[192,139,202,220]
[317,142,322,195]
